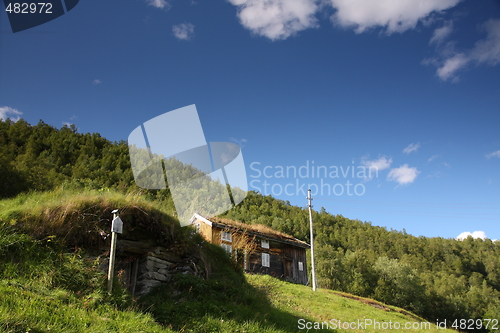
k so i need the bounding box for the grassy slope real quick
[0,280,170,333]
[0,190,456,332]
[0,273,457,333]
[248,274,456,333]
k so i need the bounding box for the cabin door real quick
[284,258,294,282]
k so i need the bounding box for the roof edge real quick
[192,214,310,249]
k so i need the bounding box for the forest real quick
[1,118,499,331]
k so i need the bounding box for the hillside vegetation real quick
[1,118,499,331]
[0,189,456,333]
[222,193,500,328]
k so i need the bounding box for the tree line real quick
[0,119,133,197]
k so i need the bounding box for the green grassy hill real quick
[0,189,457,333]
[2,119,499,330]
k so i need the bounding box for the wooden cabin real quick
[190,213,310,285]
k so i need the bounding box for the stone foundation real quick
[100,241,203,296]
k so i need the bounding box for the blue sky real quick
[1,0,499,240]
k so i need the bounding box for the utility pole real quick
[108,209,123,294]
[307,189,317,291]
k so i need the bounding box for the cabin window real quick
[222,244,232,256]
[262,253,270,267]
[261,239,269,249]
[298,261,304,271]
[221,231,232,242]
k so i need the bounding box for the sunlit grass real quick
[0,280,171,333]
[246,274,456,333]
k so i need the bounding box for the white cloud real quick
[93,79,102,85]
[470,19,500,65]
[328,0,461,34]
[436,53,468,81]
[433,19,500,81]
[403,142,420,154]
[361,156,393,172]
[0,106,22,122]
[456,231,487,241]
[227,0,319,40]
[231,137,248,147]
[227,0,462,40]
[486,150,500,159]
[430,20,453,45]
[146,0,169,9]
[428,154,439,162]
[387,164,420,185]
[173,23,195,40]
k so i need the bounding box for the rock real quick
[148,256,166,264]
[139,256,170,273]
[137,271,170,282]
[136,279,162,288]
[152,272,169,281]
[148,256,171,266]
[137,272,155,281]
[139,265,157,275]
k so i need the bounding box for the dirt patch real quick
[335,292,391,311]
[334,292,423,321]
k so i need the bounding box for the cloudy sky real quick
[1,0,499,239]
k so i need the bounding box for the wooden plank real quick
[130,258,139,297]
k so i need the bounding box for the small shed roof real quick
[190,213,310,249]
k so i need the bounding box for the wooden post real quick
[107,209,123,294]
[107,230,117,293]
[307,189,317,291]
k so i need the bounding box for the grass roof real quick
[0,188,179,248]
[209,216,309,247]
